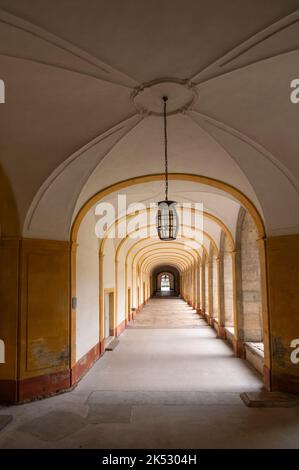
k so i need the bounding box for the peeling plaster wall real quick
[266,234,299,393]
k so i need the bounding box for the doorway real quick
[161,274,170,292]
[104,289,114,348]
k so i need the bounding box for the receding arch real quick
[98,205,234,255]
[153,266,180,296]
[113,224,204,325]
[71,172,270,390]
[124,235,203,316]
[71,173,265,242]
[141,252,195,271]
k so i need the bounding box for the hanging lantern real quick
[156,96,179,241]
[157,200,179,241]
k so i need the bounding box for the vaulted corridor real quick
[4,298,299,449]
[1,1,299,455]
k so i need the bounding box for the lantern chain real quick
[163,96,168,201]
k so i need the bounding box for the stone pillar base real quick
[271,371,299,395]
[235,340,245,358]
[263,365,271,391]
[217,325,226,339]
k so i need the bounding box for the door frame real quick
[104,288,115,339]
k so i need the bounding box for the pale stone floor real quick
[1,298,299,449]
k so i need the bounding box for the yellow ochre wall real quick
[0,237,71,402]
[0,166,20,402]
[266,235,299,393]
[0,239,20,402]
[19,240,70,378]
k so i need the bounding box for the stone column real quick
[216,255,225,339]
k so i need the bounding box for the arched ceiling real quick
[1,0,299,239]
